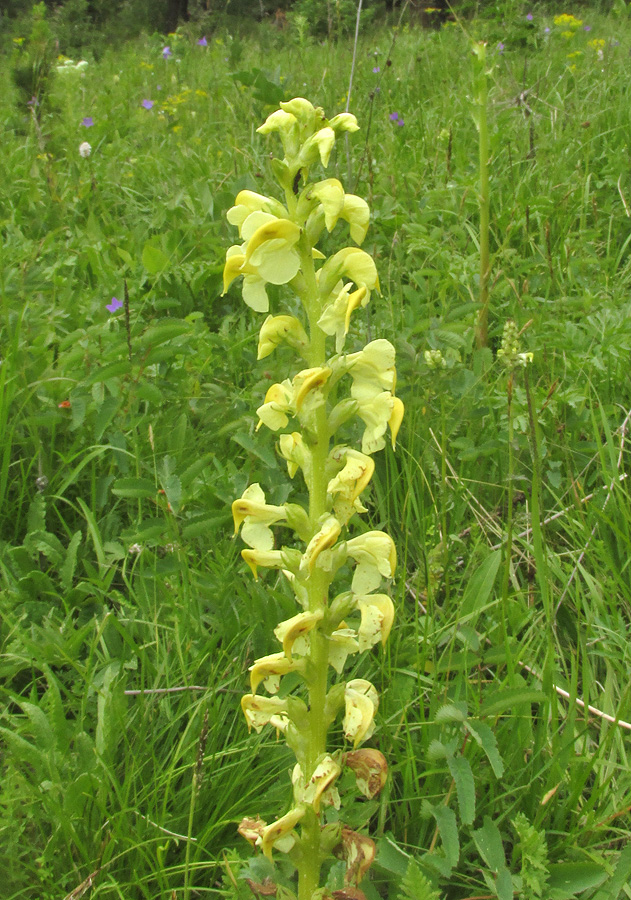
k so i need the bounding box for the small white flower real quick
[129,543,143,555]
[79,141,91,158]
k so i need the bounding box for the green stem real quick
[297,239,331,900]
[500,374,515,680]
[475,58,491,349]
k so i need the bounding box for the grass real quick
[1,4,631,899]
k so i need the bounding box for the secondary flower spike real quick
[225,98,401,896]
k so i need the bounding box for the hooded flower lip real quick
[301,516,342,573]
[258,315,309,361]
[388,396,404,449]
[232,483,287,550]
[274,610,323,662]
[343,679,379,747]
[293,366,332,411]
[328,626,359,673]
[242,216,302,285]
[260,806,306,860]
[249,651,305,694]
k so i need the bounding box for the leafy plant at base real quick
[223,97,403,899]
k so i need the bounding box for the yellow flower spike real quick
[293,366,332,411]
[301,516,342,573]
[241,548,286,580]
[260,806,306,861]
[356,593,395,651]
[241,694,289,733]
[231,483,287,550]
[343,679,379,747]
[274,609,323,662]
[257,315,309,361]
[256,380,294,432]
[340,195,370,245]
[249,651,304,695]
[388,396,405,450]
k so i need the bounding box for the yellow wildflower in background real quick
[554,13,582,27]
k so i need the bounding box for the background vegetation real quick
[1,1,631,898]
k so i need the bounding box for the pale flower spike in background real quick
[223,97,402,900]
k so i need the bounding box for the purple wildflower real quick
[584,25,591,32]
[197,36,208,46]
[82,116,94,127]
[544,26,551,34]
[389,112,399,121]
[106,297,123,313]
[373,66,380,73]
[526,12,533,21]
[397,119,404,127]
[162,46,172,58]
[156,84,162,91]
[27,96,38,107]
[142,99,154,110]
[497,42,505,54]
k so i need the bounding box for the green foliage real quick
[512,812,550,898]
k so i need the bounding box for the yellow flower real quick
[554,13,582,28]
[301,515,342,573]
[356,592,395,651]
[318,283,369,352]
[241,694,289,732]
[249,651,305,694]
[327,447,375,524]
[257,315,309,360]
[278,432,310,479]
[260,806,305,860]
[293,756,341,813]
[346,531,397,593]
[232,483,287,550]
[344,679,379,747]
[588,39,605,50]
[256,380,294,431]
[274,609,323,661]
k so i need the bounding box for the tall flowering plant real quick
[223,98,403,899]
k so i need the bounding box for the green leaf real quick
[430,804,459,868]
[142,242,169,275]
[374,833,411,878]
[473,816,506,873]
[479,687,547,717]
[111,477,157,499]
[136,319,191,349]
[83,359,132,386]
[548,862,608,898]
[60,530,82,590]
[435,702,467,723]
[396,859,441,900]
[465,720,505,777]
[460,549,502,622]
[447,755,475,825]
[593,844,631,899]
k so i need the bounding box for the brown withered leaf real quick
[246,877,277,897]
[238,815,267,846]
[344,748,388,798]
[334,826,376,885]
[332,890,367,900]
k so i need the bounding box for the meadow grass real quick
[1,5,631,899]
